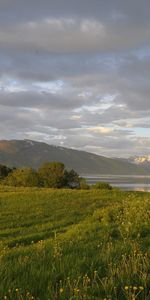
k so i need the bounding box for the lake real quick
[84,175,150,191]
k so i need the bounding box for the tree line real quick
[0,162,112,190]
[0,162,89,189]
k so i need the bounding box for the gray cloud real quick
[0,17,150,54]
[0,0,150,157]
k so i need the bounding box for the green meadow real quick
[0,187,150,300]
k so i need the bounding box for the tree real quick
[3,161,81,189]
[64,169,80,188]
[5,167,39,187]
[38,162,65,188]
[0,164,12,180]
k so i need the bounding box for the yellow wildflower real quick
[60,288,64,294]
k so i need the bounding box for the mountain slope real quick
[116,156,150,172]
[0,139,149,175]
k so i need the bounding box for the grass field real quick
[0,187,150,300]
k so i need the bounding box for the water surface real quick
[85,175,150,191]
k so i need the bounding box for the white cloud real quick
[70,115,82,120]
[88,127,113,134]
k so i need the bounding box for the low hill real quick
[0,139,149,175]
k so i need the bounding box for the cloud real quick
[0,17,150,54]
[88,127,113,134]
[0,0,150,157]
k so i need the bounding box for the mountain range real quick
[129,155,150,166]
[0,139,149,175]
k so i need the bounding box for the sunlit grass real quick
[0,188,150,299]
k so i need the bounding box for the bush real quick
[5,168,39,187]
[79,178,90,190]
[92,181,112,190]
[0,164,12,180]
[38,162,65,188]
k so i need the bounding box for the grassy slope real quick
[0,188,150,299]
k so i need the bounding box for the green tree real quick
[5,167,39,187]
[38,162,65,188]
[64,169,80,188]
[0,164,12,180]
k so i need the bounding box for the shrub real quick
[38,162,65,188]
[92,181,112,190]
[79,178,90,190]
[0,164,12,180]
[5,167,39,187]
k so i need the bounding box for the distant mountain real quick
[126,156,150,171]
[0,139,149,175]
[114,155,150,172]
[130,155,150,165]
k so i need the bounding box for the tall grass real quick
[0,188,150,299]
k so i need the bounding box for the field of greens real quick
[0,187,150,300]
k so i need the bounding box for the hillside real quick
[0,139,149,175]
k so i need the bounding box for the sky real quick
[0,0,150,157]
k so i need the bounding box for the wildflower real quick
[124,286,129,290]
[15,288,19,292]
[59,288,64,294]
[87,277,91,283]
[139,286,144,291]
[133,286,138,291]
